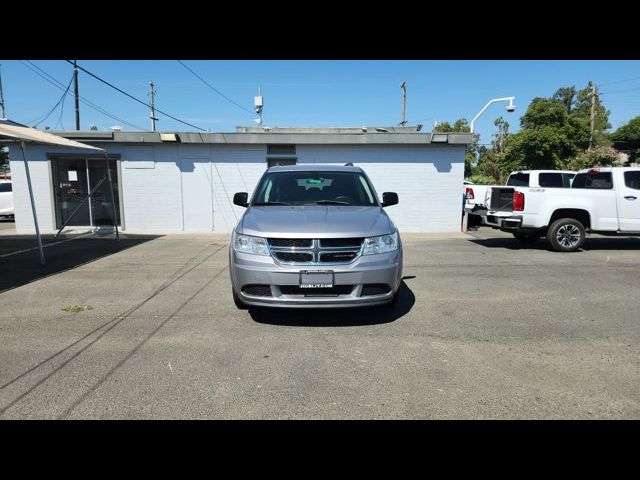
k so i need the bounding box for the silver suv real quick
[229,165,403,309]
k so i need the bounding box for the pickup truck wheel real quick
[513,231,540,243]
[547,218,586,252]
[232,288,248,310]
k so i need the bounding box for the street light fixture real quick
[470,97,516,133]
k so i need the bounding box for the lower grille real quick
[361,284,391,296]
[273,252,313,263]
[279,285,354,296]
[242,285,272,297]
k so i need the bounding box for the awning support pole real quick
[104,153,119,240]
[20,141,45,265]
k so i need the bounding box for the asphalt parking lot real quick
[1,227,639,419]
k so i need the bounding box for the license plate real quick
[299,270,334,288]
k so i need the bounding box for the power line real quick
[20,60,148,131]
[600,86,640,95]
[55,86,68,130]
[29,74,74,127]
[67,60,208,132]
[598,75,640,88]
[177,60,254,115]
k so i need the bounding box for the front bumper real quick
[483,211,523,230]
[229,248,403,308]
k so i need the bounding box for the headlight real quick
[233,233,269,256]
[362,232,398,255]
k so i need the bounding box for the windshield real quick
[252,171,378,206]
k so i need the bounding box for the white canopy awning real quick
[0,120,114,265]
[0,122,105,152]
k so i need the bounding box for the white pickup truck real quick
[483,167,640,251]
[465,170,576,227]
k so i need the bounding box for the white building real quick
[8,126,473,234]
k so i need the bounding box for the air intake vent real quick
[242,285,272,297]
[361,284,391,296]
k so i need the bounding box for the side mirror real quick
[233,192,249,208]
[381,192,398,207]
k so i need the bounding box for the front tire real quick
[547,218,586,252]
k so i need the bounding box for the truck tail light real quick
[465,187,474,200]
[513,191,525,211]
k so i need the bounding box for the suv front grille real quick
[319,238,363,248]
[268,238,313,248]
[273,252,314,263]
[268,238,363,265]
[320,252,359,262]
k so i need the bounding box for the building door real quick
[180,158,213,230]
[53,158,121,228]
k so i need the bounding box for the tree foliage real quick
[610,116,640,163]
[433,118,477,177]
[492,83,613,180]
[0,146,8,173]
[566,146,619,171]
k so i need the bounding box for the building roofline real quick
[47,129,474,146]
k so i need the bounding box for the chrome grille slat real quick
[267,238,363,265]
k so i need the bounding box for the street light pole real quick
[470,96,516,133]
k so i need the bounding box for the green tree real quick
[500,82,612,177]
[521,98,569,130]
[610,116,640,163]
[434,118,476,177]
[501,126,576,172]
[566,146,619,170]
[0,146,8,175]
[553,86,576,113]
[492,116,510,154]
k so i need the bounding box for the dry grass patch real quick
[61,304,94,313]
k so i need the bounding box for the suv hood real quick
[240,205,392,238]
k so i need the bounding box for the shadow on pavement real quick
[469,236,640,251]
[249,280,415,327]
[0,233,161,294]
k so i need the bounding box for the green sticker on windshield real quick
[307,178,322,184]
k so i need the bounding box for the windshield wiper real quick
[251,201,291,206]
[313,200,350,205]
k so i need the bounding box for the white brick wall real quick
[8,142,464,234]
[9,152,55,233]
[296,144,465,232]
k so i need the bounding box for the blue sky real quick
[2,60,640,145]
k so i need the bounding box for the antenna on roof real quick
[344,162,354,166]
[254,85,263,126]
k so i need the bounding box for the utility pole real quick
[149,80,158,131]
[73,60,80,130]
[399,81,407,126]
[0,64,6,119]
[588,83,597,149]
